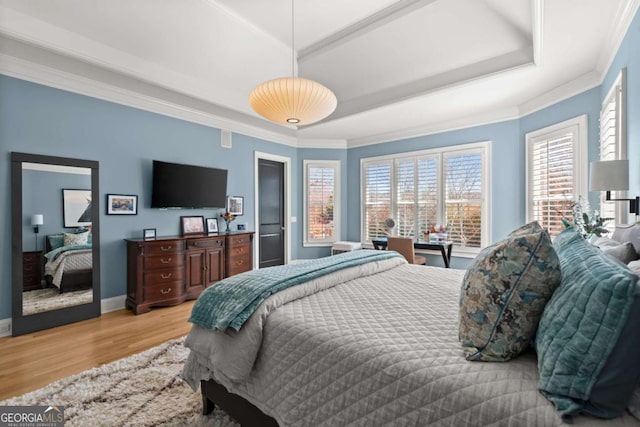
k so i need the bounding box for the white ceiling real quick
[0,0,636,147]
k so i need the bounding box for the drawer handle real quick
[160,245,172,251]
[161,273,172,279]
[160,258,171,264]
[160,287,172,295]
[236,260,244,265]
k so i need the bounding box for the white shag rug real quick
[1,337,239,427]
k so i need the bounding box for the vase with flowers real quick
[221,211,236,233]
[561,196,612,240]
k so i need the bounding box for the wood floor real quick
[0,301,195,401]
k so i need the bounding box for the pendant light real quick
[249,0,337,126]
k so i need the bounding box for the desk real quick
[371,238,453,268]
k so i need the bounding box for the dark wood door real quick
[205,247,224,285]
[258,159,285,268]
[185,249,205,295]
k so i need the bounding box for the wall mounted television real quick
[151,160,228,208]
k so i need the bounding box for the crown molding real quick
[517,70,601,117]
[347,106,520,148]
[0,52,298,147]
[595,0,640,76]
[297,138,348,149]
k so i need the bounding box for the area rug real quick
[1,337,239,427]
[22,288,93,316]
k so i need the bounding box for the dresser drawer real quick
[143,281,182,301]
[227,244,251,258]
[143,267,184,287]
[226,234,251,247]
[144,254,184,270]
[23,253,41,263]
[143,240,185,256]
[187,238,224,250]
[227,255,251,276]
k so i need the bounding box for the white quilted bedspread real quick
[182,262,639,427]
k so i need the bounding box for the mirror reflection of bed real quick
[21,232,93,316]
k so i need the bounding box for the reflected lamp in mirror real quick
[589,160,639,214]
[31,214,44,251]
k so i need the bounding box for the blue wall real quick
[602,9,640,206]
[0,75,297,319]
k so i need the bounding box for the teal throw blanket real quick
[45,244,92,262]
[190,249,403,331]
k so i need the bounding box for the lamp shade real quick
[589,160,629,191]
[30,214,44,226]
[249,77,337,126]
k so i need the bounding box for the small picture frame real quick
[180,216,205,236]
[206,218,219,234]
[143,228,157,240]
[228,196,244,216]
[106,194,138,215]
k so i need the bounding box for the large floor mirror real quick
[11,152,100,336]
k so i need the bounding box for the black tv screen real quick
[151,160,228,208]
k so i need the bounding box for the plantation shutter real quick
[444,152,483,248]
[395,160,416,236]
[529,133,575,236]
[599,71,626,226]
[307,165,335,242]
[364,162,392,240]
[417,157,439,237]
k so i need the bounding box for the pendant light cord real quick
[291,0,295,77]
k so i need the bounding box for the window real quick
[526,115,587,237]
[304,160,340,246]
[361,142,490,254]
[599,69,627,226]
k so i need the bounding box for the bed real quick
[181,243,640,426]
[44,233,93,294]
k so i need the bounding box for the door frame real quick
[254,151,291,267]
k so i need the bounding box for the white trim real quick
[531,0,544,66]
[303,160,341,246]
[101,295,127,314]
[595,0,640,76]
[525,114,588,226]
[254,151,292,266]
[0,317,11,338]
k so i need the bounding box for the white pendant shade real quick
[249,77,337,126]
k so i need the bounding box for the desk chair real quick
[387,237,427,265]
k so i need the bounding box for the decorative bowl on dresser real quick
[125,231,254,314]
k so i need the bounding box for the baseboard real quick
[101,295,127,314]
[0,317,11,338]
[0,295,128,337]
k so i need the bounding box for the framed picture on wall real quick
[206,218,219,234]
[181,216,205,236]
[62,189,92,228]
[227,196,244,216]
[106,194,138,215]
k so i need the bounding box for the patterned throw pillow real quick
[63,231,89,246]
[459,222,561,361]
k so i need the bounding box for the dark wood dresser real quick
[126,232,254,314]
[22,250,43,291]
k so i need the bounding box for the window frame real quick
[303,159,341,247]
[599,69,627,225]
[360,141,491,257]
[525,114,588,235]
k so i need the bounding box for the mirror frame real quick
[11,152,101,336]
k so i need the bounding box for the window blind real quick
[307,166,335,241]
[364,162,392,240]
[444,152,482,248]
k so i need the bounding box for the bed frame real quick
[201,379,278,426]
[45,236,93,294]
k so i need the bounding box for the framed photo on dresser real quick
[180,216,205,236]
[206,218,219,234]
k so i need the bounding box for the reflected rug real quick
[22,288,93,315]
[1,337,239,427]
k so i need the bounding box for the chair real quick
[387,237,427,265]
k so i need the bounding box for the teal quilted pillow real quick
[536,228,640,420]
[459,223,561,361]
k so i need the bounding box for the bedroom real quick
[1,0,640,425]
